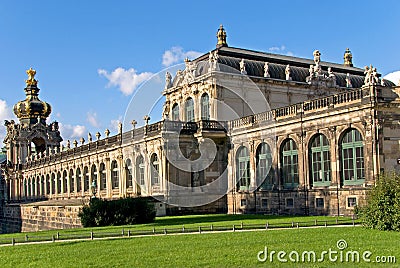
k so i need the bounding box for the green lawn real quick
[0,214,357,243]
[0,227,398,267]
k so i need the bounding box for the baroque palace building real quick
[2,25,400,216]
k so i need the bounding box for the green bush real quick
[356,172,400,231]
[79,197,156,227]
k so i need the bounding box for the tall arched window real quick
[51,173,56,195]
[201,93,210,120]
[99,163,106,190]
[76,168,82,193]
[256,143,273,189]
[91,164,97,190]
[63,170,68,193]
[125,159,133,189]
[69,169,74,193]
[341,128,364,185]
[27,178,31,198]
[172,103,179,121]
[281,139,299,188]
[185,97,194,122]
[236,146,250,190]
[83,166,89,192]
[111,160,119,189]
[151,154,159,186]
[46,174,50,195]
[309,134,331,186]
[136,155,145,186]
[36,176,41,197]
[40,176,44,196]
[57,172,62,194]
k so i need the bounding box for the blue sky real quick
[1,0,399,146]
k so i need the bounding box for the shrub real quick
[79,197,156,227]
[356,172,400,231]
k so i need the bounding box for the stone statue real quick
[118,122,123,134]
[165,72,172,89]
[208,51,219,72]
[363,65,379,86]
[264,62,270,78]
[346,73,352,88]
[240,59,247,74]
[67,140,70,149]
[313,50,321,65]
[285,64,292,80]
[88,132,92,142]
[327,67,336,87]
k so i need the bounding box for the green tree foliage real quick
[79,197,156,227]
[356,173,400,231]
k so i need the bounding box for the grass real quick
[0,214,357,242]
[0,227,398,267]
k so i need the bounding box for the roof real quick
[194,46,395,88]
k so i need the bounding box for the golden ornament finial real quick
[25,67,38,86]
[216,24,228,48]
[343,48,353,67]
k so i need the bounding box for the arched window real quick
[256,143,273,189]
[172,103,179,121]
[69,169,74,193]
[99,163,106,190]
[309,134,331,186]
[236,146,250,190]
[281,139,299,188]
[91,165,98,190]
[46,174,51,195]
[23,179,27,198]
[136,155,145,186]
[201,93,210,120]
[83,166,89,192]
[63,170,68,193]
[341,129,364,185]
[45,175,49,195]
[151,154,159,186]
[76,168,82,193]
[36,176,41,197]
[185,97,194,122]
[51,173,56,195]
[41,176,45,196]
[57,172,62,194]
[125,159,133,189]
[111,160,119,189]
[27,178,31,198]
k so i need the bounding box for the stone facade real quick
[2,26,400,228]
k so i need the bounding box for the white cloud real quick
[383,71,400,85]
[162,46,202,67]
[98,67,153,95]
[268,45,294,56]
[59,123,87,141]
[86,111,100,128]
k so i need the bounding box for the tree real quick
[356,173,400,231]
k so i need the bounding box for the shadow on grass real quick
[152,214,310,226]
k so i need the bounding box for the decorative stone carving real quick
[306,50,337,88]
[95,132,101,140]
[208,51,219,72]
[285,64,292,80]
[88,133,92,142]
[346,73,352,88]
[165,72,172,89]
[363,65,380,86]
[67,140,70,149]
[264,62,270,78]
[104,129,110,138]
[80,137,85,145]
[131,120,137,129]
[240,59,247,75]
[183,58,196,83]
[73,140,78,148]
[343,48,353,67]
[143,115,150,125]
